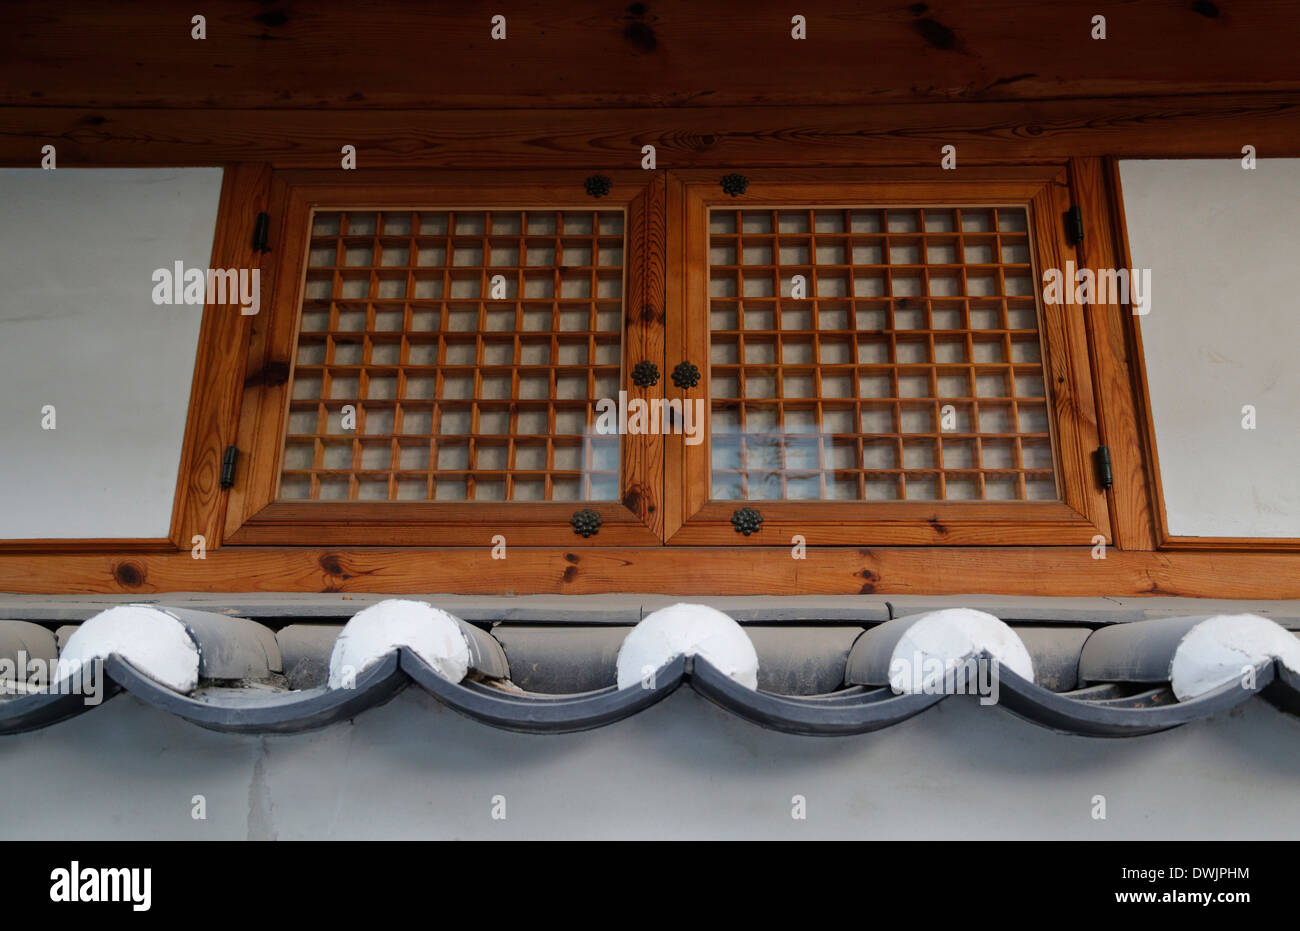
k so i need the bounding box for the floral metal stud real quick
[631,360,660,387]
[720,173,749,196]
[671,361,701,389]
[571,508,603,537]
[584,174,612,198]
[731,507,763,535]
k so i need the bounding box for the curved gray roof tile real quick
[2,604,1298,738]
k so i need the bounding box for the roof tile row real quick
[1,599,1297,738]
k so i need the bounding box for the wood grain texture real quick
[223,173,298,538]
[1028,170,1111,538]
[6,95,1300,169]
[0,539,174,554]
[5,1,1299,110]
[222,170,664,545]
[666,502,1107,546]
[672,168,1110,545]
[169,163,273,550]
[1,547,1299,598]
[1155,537,1300,552]
[661,173,689,540]
[677,177,712,524]
[225,507,662,547]
[1069,157,1160,550]
[621,172,667,538]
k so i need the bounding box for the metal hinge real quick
[1094,445,1113,490]
[220,445,239,489]
[1065,205,1084,246]
[251,211,271,253]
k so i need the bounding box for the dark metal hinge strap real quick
[1065,204,1084,246]
[1094,445,1113,490]
[220,446,239,489]
[252,211,271,253]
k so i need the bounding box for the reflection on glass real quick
[708,205,1058,503]
[279,208,625,502]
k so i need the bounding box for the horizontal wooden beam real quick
[5,0,1299,110]
[5,94,1300,169]
[1,547,1298,598]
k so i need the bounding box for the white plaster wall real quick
[0,168,223,539]
[0,687,1297,840]
[1120,159,1300,538]
[2,164,1293,540]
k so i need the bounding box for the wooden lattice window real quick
[706,204,1052,503]
[214,168,1108,548]
[223,171,664,546]
[279,208,625,504]
[666,168,1111,545]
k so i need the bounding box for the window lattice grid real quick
[706,206,1057,503]
[279,209,625,503]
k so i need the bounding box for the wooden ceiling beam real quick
[5,0,1300,110]
[4,94,1300,169]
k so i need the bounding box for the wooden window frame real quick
[665,167,1111,546]
[1104,161,1300,553]
[7,157,1300,596]
[219,169,665,547]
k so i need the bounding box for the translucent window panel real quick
[281,208,625,502]
[707,205,1057,502]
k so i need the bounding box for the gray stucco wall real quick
[1120,158,1300,537]
[3,686,1298,840]
[0,168,224,539]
